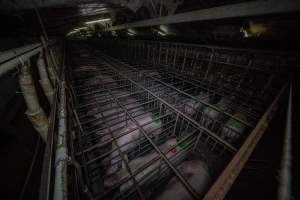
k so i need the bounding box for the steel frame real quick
[66,40,291,200]
[203,81,288,200]
[67,45,234,200]
[99,39,291,113]
[107,0,300,31]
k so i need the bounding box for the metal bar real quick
[96,132,197,200]
[121,61,252,127]
[103,90,146,200]
[101,53,237,152]
[71,50,201,198]
[39,84,59,200]
[278,82,292,200]
[41,36,57,85]
[0,0,98,12]
[99,79,200,200]
[203,82,288,200]
[76,110,174,156]
[72,107,92,190]
[1,46,43,77]
[86,75,145,200]
[108,0,300,31]
[35,8,49,42]
[0,43,41,63]
[54,81,68,200]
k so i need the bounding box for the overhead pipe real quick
[0,46,43,77]
[54,81,68,200]
[18,60,49,142]
[107,0,300,31]
[0,40,55,77]
[0,43,41,63]
[37,52,54,105]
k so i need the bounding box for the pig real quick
[105,107,163,175]
[183,92,211,116]
[221,112,247,143]
[104,137,188,193]
[85,90,163,175]
[201,97,231,128]
[155,160,211,200]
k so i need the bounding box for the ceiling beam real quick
[107,0,300,31]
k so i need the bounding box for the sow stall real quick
[65,41,289,200]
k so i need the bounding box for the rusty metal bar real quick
[0,45,43,77]
[203,82,288,200]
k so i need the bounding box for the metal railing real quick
[56,39,294,200]
[67,45,237,200]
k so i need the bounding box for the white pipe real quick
[0,43,41,63]
[1,46,43,77]
[37,53,54,105]
[54,81,68,200]
[0,40,55,77]
[18,61,49,142]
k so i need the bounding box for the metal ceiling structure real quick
[107,0,300,31]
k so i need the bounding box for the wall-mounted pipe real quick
[1,46,43,77]
[0,40,55,78]
[0,43,41,63]
[18,61,49,142]
[37,53,54,105]
[54,81,68,200]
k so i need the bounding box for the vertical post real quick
[181,48,188,72]
[54,81,68,200]
[205,49,214,80]
[278,82,292,200]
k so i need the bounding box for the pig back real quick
[155,160,211,200]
